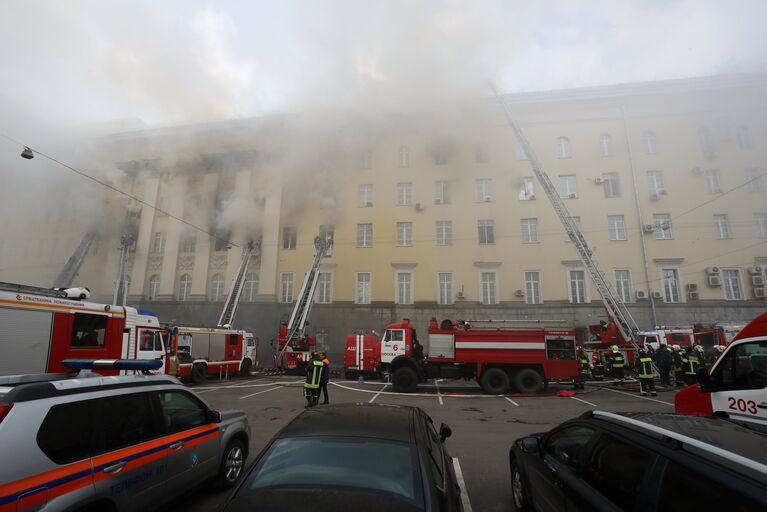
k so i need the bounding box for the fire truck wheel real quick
[480,368,510,395]
[216,439,246,489]
[191,363,206,384]
[514,368,543,394]
[240,359,252,377]
[392,367,419,393]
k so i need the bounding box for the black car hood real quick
[226,488,424,512]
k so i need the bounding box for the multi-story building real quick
[2,74,766,360]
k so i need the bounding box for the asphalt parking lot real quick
[169,373,679,512]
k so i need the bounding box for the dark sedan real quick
[224,403,463,512]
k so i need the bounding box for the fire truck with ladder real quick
[275,236,333,373]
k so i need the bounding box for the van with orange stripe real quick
[0,360,250,512]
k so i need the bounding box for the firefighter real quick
[684,347,700,386]
[607,345,625,385]
[693,344,707,369]
[656,344,672,386]
[320,352,331,404]
[592,351,605,381]
[636,349,657,396]
[576,347,591,388]
[303,352,325,407]
[672,344,685,386]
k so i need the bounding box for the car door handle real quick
[103,461,127,474]
[169,441,184,450]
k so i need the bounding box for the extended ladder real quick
[492,86,640,347]
[52,232,97,288]
[0,281,68,298]
[217,240,260,327]
[277,236,333,359]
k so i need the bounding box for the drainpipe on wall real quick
[621,106,658,327]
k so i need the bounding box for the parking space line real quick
[368,383,390,403]
[435,379,444,405]
[600,386,674,406]
[503,396,519,406]
[570,396,598,407]
[239,386,283,399]
[452,458,473,512]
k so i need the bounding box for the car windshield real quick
[243,436,423,507]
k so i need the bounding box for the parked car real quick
[223,403,462,512]
[0,359,250,512]
[509,410,767,512]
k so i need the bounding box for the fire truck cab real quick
[675,311,767,431]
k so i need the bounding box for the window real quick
[736,126,753,150]
[559,175,577,198]
[139,330,163,351]
[398,146,410,168]
[599,134,612,157]
[396,272,413,304]
[148,275,161,298]
[569,270,586,303]
[397,182,412,206]
[356,273,371,304]
[524,271,541,304]
[438,272,453,305]
[521,218,539,243]
[361,149,372,169]
[564,216,581,242]
[722,269,743,300]
[214,231,230,252]
[397,222,412,246]
[614,269,632,303]
[661,268,681,303]
[358,184,373,207]
[478,219,495,245]
[647,170,665,196]
[179,274,192,301]
[152,232,166,254]
[180,232,196,253]
[475,179,492,202]
[158,391,207,434]
[608,215,627,241]
[745,168,763,193]
[357,223,373,248]
[603,172,620,197]
[643,131,658,154]
[583,434,655,511]
[425,419,445,485]
[319,225,334,256]
[280,273,294,303]
[480,271,497,304]
[100,393,161,452]
[283,227,297,250]
[316,272,332,303]
[713,214,731,239]
[715,340,767,391]
[436,220,452,246]
[210,273,225,301]
[70,313,107,347]
[434,180,449,204]
[699,127,716,158]
[658,461,761,512]
[37,400,96,464]
[556,136,572,158]
[654,213,673,240]
[755,213,767,238]
[706,169,722,194]
[519,177,535,200]
[242,272,259,301]
[543,426,597,470]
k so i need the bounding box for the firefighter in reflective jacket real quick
[671,345,685,386]
[607,345,625,385]
[592,352,605,381]
[683,347,700,386]
[304,353,325,407]
[636,349,657,396]
[576,347,591,388]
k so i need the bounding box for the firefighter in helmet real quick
[683,346,701,386]
[592,351,605,381]
[607,345,625,385]
[671,344,685,386]
[576,347,591,389]
[656,343,672,386]
[636,348,657,396]
[303,352,325,407]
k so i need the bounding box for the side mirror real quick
[520,436,540,454]
[697,367,713,392]
[439,423,452,442]
[207,410,222,423]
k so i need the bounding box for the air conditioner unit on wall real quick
[754,288,767,299]
[568,193,576,199]
[514,289,525,297]
[692,167,702,175]
[659,189,668,195]
[688,291,700,300]
[748,265,764,275]
[706,266,721,275]
[528,194,536,200]
[651,291,663,299]
[456,291,465,300]
[686,283,698,292]
[415,203,424,211]
[708,275,722,287]
[434,198,443,204]
[752,275,766,287]
[636,290,648,300]
[650,193,660,201]
[643,224,656,233]
[594,177,605,184]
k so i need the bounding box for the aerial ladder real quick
[52,232,97,288]
[0,281,69,298]
[276,235,333,371]
[492,85,641,350]
[217,240,260,328]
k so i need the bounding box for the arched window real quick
[211,273,225,301]
[148,275,160,299]
[398,146,410,168]
[556,137,571,158]
[179,274,192,301]
[243,272,259,301]
[643,131,657,154]
[599,134,612,157]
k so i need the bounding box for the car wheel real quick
[392,367,418,393]
[191,363,206,384]
[240,358,252,377]
[480,368,511,394]
[510,460,530,512]
[514,368,543,394]
[79,293,87,299]
[217,439,246,489]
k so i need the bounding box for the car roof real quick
[279,404,416,443]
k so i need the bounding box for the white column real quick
[127,177,159,299]
[258,185,282,298]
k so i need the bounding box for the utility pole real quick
[113,233,135,306]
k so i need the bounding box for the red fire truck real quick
[675,310,767,431]
[171,326,256,384]
[343,331,382,379]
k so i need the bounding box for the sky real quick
[0,0,765,131]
